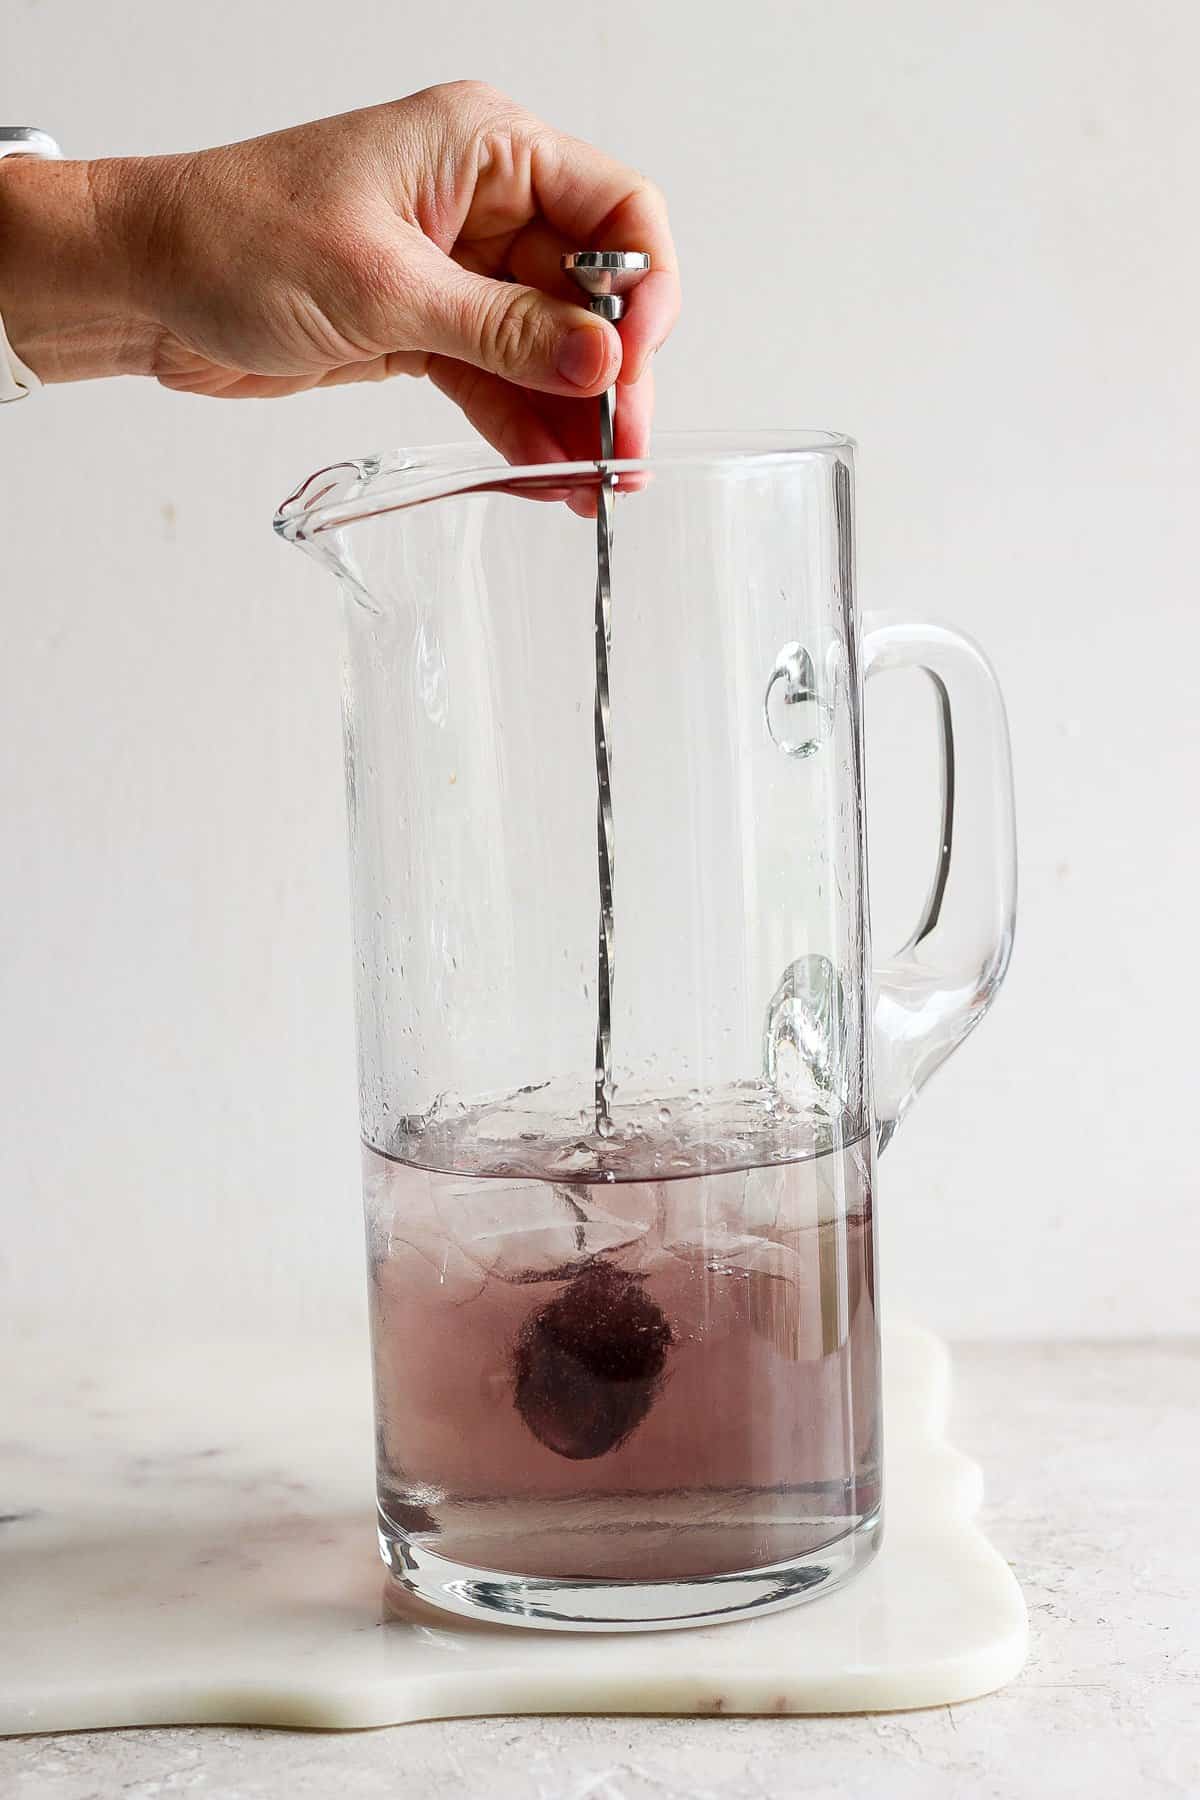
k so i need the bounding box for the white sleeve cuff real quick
[0,129,64,401]
[0,306,43,401]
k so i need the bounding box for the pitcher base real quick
[379,1509,882,1632]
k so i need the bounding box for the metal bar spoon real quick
[562,249,651,1142]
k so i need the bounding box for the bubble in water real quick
[764,642,832,758]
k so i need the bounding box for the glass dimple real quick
[764,642,832,758]
[763,955,850,1106]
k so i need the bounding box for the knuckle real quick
[431,78,510,117]
[478,284,545,374]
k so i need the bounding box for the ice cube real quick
[662,1224,825,1362]
[437,1182,655,1283]
[746,1241,823,1362]
[370,1221,488,1315]
[664,1225,794,1278]
[659,1166,751,1250]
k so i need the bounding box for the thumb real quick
[401,247,622,396]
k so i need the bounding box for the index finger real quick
[529,133,680,386]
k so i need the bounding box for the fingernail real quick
[555,326,608,389]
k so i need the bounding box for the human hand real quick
[0,84,679,462]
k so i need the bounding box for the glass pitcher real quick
[276,430,1015,1632]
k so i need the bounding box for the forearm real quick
[0,155,164,383]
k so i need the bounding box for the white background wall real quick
[3,0,1197,1345]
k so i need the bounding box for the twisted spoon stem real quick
[560,252,650,1143]
[594,383,616,1135]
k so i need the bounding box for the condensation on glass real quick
[276,433,1016,1631]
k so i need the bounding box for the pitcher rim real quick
[274,428,856,543]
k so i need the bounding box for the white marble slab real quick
[0,1322,1026,1733]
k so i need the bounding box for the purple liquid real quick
[366,1134,879,1584]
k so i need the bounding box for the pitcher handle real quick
[863,615,1017,1150]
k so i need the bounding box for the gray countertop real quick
[3,1341,1196,1800]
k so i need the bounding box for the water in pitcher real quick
[365,1093,880,1584]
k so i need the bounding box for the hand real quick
[0,84,679,462]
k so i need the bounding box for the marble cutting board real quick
[0,1322,1027,1732]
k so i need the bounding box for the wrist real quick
[0,155,168,383]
